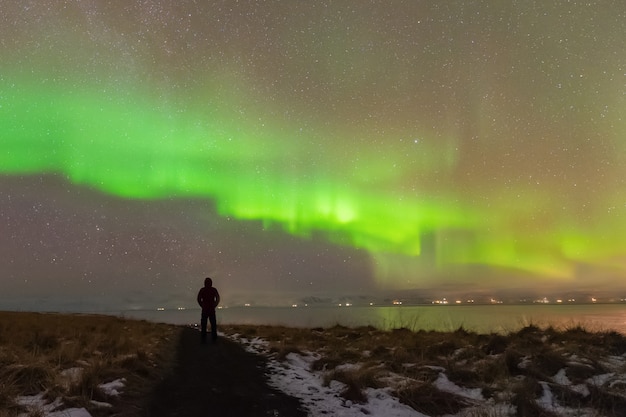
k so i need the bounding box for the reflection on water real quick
[116,304,626,334]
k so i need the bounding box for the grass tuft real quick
[6,364,54,396]
[224,320,626,417]
[0,312,180,416]
[4,312,626,417]
[396,382,471,415]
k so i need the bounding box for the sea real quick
[115,303,626,334]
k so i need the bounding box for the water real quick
[116,303,626,334]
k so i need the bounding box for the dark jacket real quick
[197,285,220,313]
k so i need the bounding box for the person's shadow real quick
[144,326,307,417]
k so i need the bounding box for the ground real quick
[142,327,307,417]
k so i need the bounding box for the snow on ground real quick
[229,333,626,417]
[232,334,428,417]
[15,379,126,417]
[273,352,424,417]
[17,393,90,417]
[99,378,126,396]
[433,372,483,402]
[12,332,626,417]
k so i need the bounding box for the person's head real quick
[204,277,213,287]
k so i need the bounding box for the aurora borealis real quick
[2,1,626,309]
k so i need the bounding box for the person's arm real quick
[197,289,203,307]
[215,290,220,307]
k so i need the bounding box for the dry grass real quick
[223,322,626,417]
[0,312,180,417]
[3,312,626,417]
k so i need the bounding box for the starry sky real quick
[1,1,625,310]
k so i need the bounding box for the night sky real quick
[2,1,625,310]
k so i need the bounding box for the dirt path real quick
[143,327,307,417]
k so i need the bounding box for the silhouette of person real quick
[197,277,220,344]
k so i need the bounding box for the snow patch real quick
[433,373,483,401]
[553,368,570,385]
[231,334,425,416]
[587,373,614,386]
[99,378,126,396]
[16,393,92,417]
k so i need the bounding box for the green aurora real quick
[2,74,467,256]
[3,71,625,285]
[2,1,626,291]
